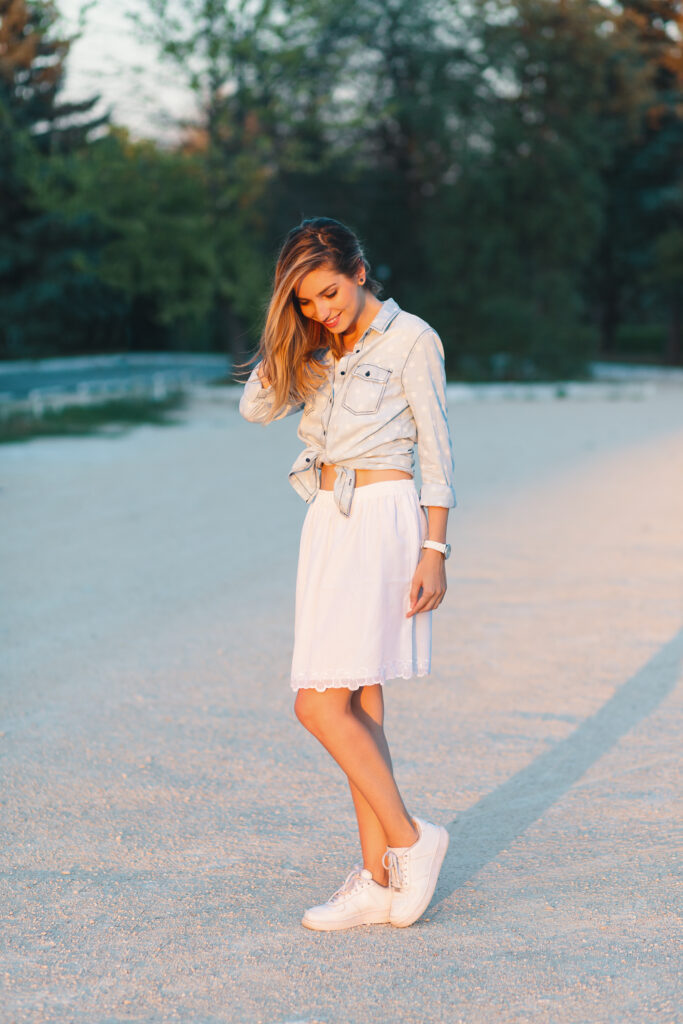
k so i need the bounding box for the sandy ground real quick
[1,382,682,1024]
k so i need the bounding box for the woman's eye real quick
[297,289,336,306]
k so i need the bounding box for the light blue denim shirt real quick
[238,297,456,516]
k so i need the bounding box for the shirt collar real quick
[352,297,401,355]
[324,297,401,365]
[367,297,401,334]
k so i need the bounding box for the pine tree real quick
[0,0,111,357]
[594,0,683,360]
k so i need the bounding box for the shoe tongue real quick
[360,868,373,880]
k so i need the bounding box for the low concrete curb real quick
[0,373,191,418]
[2,362,678,419]
[0,353,228,375]
[445,380,658,401]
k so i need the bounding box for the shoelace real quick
[382,848,409,891]
[328,862,366,903]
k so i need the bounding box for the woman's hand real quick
[406,549,447,617]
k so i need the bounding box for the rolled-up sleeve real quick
[402,329,456,509]
[239,363,304,424]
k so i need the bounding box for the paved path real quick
[2,385,682,1024]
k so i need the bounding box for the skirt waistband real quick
[316,476,418,507]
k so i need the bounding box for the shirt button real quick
[340,370,345,375]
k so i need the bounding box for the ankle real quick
[366,865,389,887]
[388,817,419,849]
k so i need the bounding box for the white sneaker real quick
[301,862,392,931]
[382,815,449,927]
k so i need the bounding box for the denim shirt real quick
[238,297,456,516]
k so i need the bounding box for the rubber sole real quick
[301,908,392,931]
[389,825,449,928]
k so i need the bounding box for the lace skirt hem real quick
[291,661,431,694]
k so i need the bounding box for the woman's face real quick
[294,265,363,334]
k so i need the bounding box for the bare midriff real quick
[319,463,413,491]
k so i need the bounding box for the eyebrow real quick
[295,281,337,301]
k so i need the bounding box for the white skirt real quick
[290,478,432,692]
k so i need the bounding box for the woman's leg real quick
[347,684,397,885]
[294,685,418,858]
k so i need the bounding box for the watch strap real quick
[422,540,449,558]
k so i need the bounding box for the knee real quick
[294,689,345,735]
[293,689,319,731]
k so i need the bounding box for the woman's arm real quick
[238,361,305,424]
[423,504,449,545]
[401,329,457,509]
[406,506,449,617]
[401,328,456,617]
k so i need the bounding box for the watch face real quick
[444,543,452,559]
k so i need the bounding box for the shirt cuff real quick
[239,374,275,422]
[419,483,457,509]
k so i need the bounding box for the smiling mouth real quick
[324,314,341,327]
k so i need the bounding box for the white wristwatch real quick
[422,540,451,560]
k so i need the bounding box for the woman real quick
[239,217,456,931]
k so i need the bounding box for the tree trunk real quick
[664,294,681,365]
[598,240,620,356]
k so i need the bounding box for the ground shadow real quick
[434,625,683,904]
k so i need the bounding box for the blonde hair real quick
[241,217,382,418]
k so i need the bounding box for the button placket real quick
[322,360,338,436]
[339,330,369,397]
[326,326,373,437]
[323,359,340,445]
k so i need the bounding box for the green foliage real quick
[0,0,106,143]
[589,0,683,358]
[52,131,215,322]
[1,0,681,370]
[420,0,627,374]
[614,323,668,356]
[0,0,113,357]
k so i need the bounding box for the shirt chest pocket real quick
[342,363,392,415]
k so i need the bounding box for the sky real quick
[58,0,197,143]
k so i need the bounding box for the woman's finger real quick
[410,590,435,615]
[408,574,423,611]
[418,586,447,613]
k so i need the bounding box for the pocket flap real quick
[352,363,391,384]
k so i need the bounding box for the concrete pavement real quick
[2,383,682,1023]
